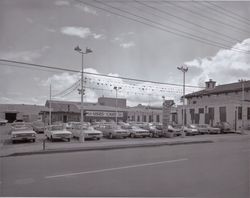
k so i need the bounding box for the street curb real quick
[2,140,213,157]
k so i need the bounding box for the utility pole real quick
[49,84,52,126]
[240,79,245,134]
[177,65,188,137]
[114,86,122,124]
[74,46,93,142]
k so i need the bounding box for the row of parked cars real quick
[9,119,234,144]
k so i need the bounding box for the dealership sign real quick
[162,100,174,129]
[85,111,124,118]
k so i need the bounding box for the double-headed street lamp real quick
[177,65,188,137]
[74,46,92,142]
[113,86,122,124]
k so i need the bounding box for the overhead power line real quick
[78,0,250,54]
[0,59,203,88]
[130,1,240,46]
[205,1,250,26]
[135,0,241,43]
[165,1,250,36]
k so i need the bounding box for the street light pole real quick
[177,65,188,137]
[114,86,121,124]
[239,79,245,134]
[74,46,92,142]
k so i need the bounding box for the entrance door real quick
[5,113,17,123]
[63,115,67,123]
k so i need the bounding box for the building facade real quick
[43,97,177,124]
[177,79,250,130]
[0,104,48,123]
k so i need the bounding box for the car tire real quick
[131,133,135,138]
[51,136,54,142]
[12,140,16,144]
[68,138,70,142]
[96,137,100,140]
[109,133,113,139]
[32,139,35,142]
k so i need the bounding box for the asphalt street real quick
[1,138,250,197]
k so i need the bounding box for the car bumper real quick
[12,137,36,141]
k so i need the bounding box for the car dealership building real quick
[41,97,176,124]
[177,79,250,131]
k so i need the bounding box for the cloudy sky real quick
[0,0,250,106]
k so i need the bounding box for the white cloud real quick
[74,4,98,15]
[26,17,33,24]
[185,38,250,86]
[0,46,50,62]
[54,0,70,6]
[0,51,41,62]
[61,26,91,38]
[61,26,104,40]
[46,28,56,33]
[120,41,135,49]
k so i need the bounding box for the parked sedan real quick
[11,124,36,143]
[67,122,103,140]
[128,126,150,138]
[32,120,46,133]
[45,125,72,142]
[196,124,210,134]
[168,125,182,136]
[0,118,8,125]
[183,124,199,136]
[214,122,232,133]
[196,124,220,134]
[99,124,129,139]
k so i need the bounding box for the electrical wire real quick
[134,0,241,43]
[78,0,250,54]
[0,59,204,88]
[205,1,250,26]
[168,1,250,34]
[129,2,239,46]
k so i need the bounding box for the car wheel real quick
[68,138,70,142]
[32,139,35,142]
[51,136,54,142]
[96,137,100,140]
[12,140,16,144]
[109,133,113,139]
[131,133,135,138]
[149,133,153,138]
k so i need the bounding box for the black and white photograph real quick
[0,0,250,197]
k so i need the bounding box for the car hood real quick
[131,129,148,132]
[50,130,72,135]
[12,130,36,134]
[84,130,102,134]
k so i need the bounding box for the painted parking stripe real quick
[45,158,188,179]
[14,178,35,185]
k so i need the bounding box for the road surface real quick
[1,138,250,197]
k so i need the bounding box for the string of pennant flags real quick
[52,74,201,102]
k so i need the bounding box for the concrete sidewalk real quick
[1,132,249,157]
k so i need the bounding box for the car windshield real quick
[13,125,32,131]
[132,126,141,130]
[198,125,208,128]
[156,125,163,130]
[110,125,122,129]
[33,121,44,127]
[50,125,64,131]
[189,124,197,128]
